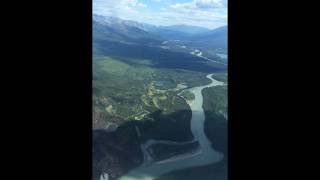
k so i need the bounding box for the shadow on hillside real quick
[94,39,227,73]
[92,109,228,180]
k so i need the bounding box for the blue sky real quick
[93,0,227,29]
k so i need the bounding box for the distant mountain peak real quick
[93,14,213,35]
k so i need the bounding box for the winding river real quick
[106,74,225,180]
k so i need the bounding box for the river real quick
[106,74,225,180]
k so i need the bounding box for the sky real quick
[93,0,227,29]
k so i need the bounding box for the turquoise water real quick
[115,74,225,180]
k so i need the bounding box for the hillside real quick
[190,26,228,49]
[93,15,227,73]
[92,14,228,180]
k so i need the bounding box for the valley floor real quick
[92,57,227,180]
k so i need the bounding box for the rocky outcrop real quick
[92,112,125,131]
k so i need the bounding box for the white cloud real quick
[93,0,141,16]
[170,3,193,10]
[195,0,227,9]
[138,3,147,8]
[165,0,227,28]
[170,0,227,11]
[93,0,227,29]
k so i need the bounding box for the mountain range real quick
[93,14,227,49]
[93,14,227,73]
